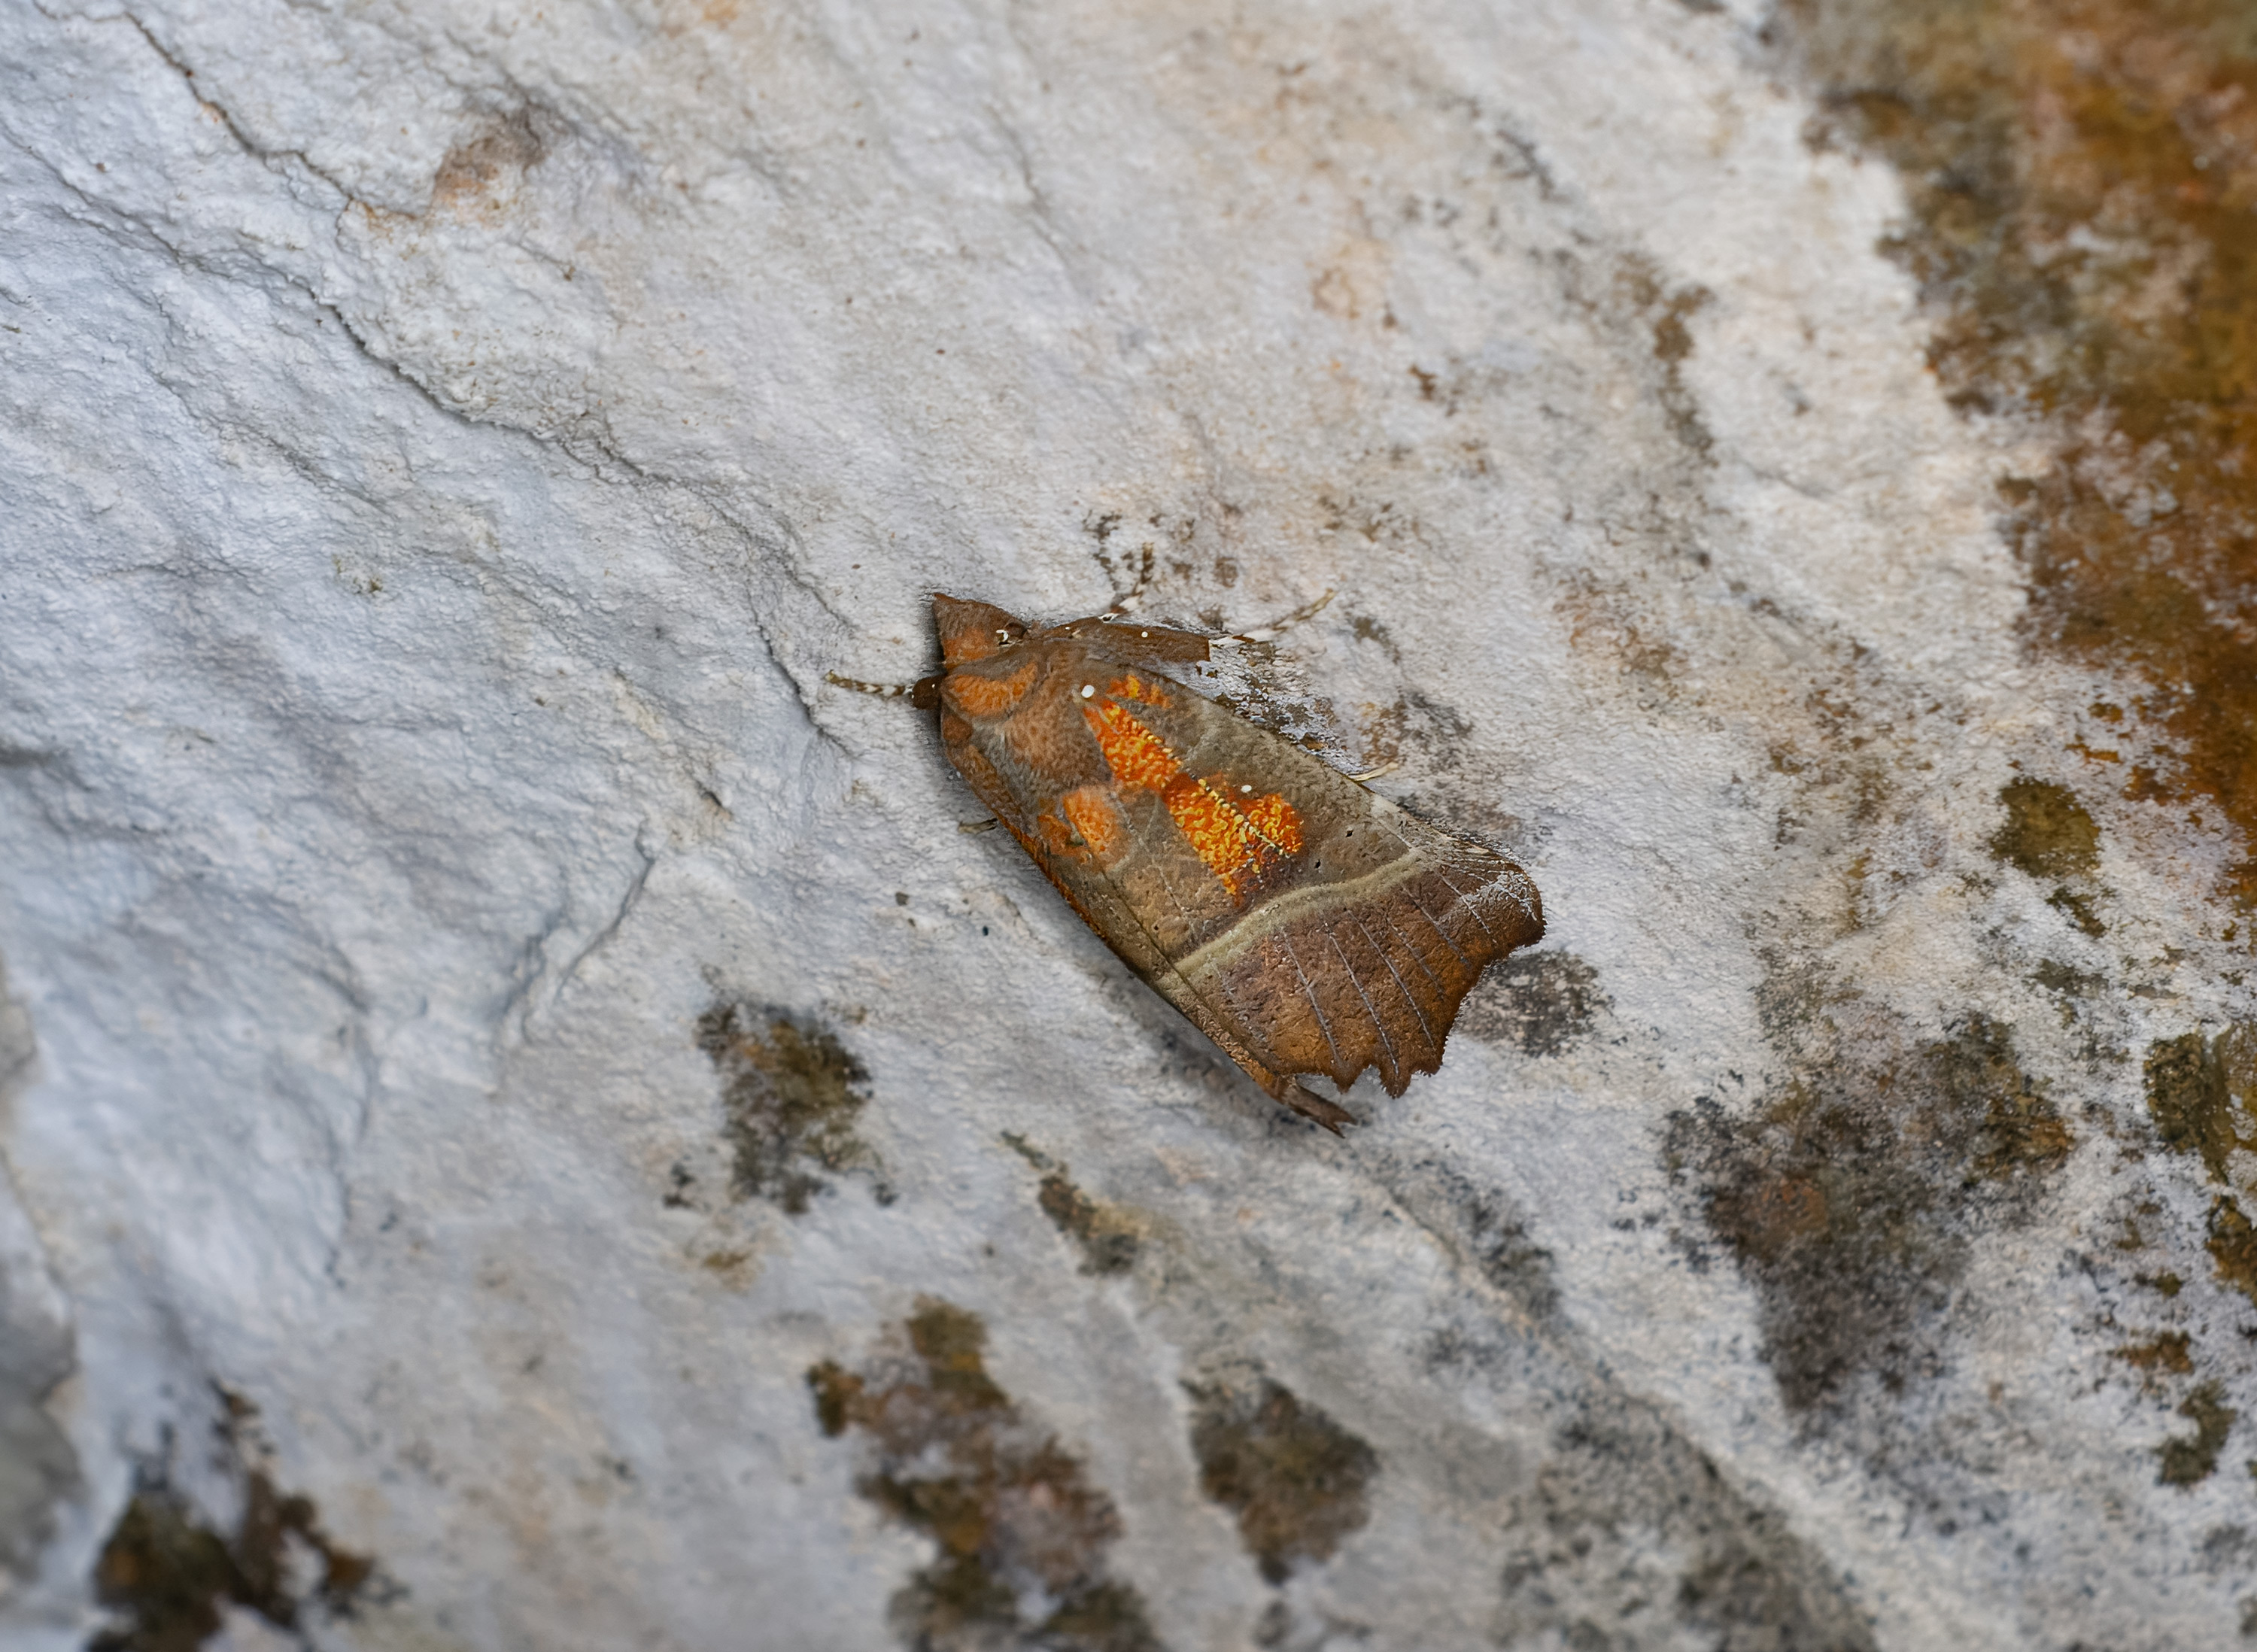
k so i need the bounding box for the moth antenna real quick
[1100,540,1158,615]
[957,818,1000,835]
[827,670,943,709]
[1347,761,1399,784]
[1227,588,1337,643]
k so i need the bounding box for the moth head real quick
[931,594,1031,670]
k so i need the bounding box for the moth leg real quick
[1280,1083,1357,1135]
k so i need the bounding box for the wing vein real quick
[1329,930,1397,1072]
[1403,885,1474,970]
[1278,928,1347,1074]
[1354,916,1435,1053]
[1432,867,1503,946]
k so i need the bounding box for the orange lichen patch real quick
[1242,791,1305,856]
[1785,0,2257,910]
[1060,785,1125,860]
[1084,700,1181,793]
[1107,673,1173,707]
[942,658,1040,719]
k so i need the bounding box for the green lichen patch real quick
[696,1001,886,1215]
[805,1299,1159,1651]
[1779,0,2257,913]
[2159,1381,2237,1487]
[1669,1012,2070,1410]
[2145,1026,2257,1183]
[1185,1375,1378,1586]
[90,1470,375,1652]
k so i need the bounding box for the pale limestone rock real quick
[0,2,2246,1648]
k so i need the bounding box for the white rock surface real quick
[2,1,2250,1648]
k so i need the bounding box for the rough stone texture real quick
[2,0,2253,1647]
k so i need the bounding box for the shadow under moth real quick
[843,594,1544,1133]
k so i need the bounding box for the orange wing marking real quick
[1163,774,1256,894]
[1083,698,1303,898]
[1085,700,1180,791]
[1107,673,1174,707]
[1060,785,1125,860]
[943,658,1040,718]
[1241,791,1304,855]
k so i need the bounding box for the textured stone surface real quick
[2,0,2254,1647]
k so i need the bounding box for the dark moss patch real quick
[1494,1393,1880,1652]
[1669,1011,2070,1410]
[2207,1195,2257,1305]
[1457,951,1605,1057]
[696,1001,886,1215]
[90,1469,375,1652]
[1777,0,2257,913]
[1037,1176,1141,1276]
[2161,1381,2237,1487]
[2113,1332,2195,1377]
[1002,1136,1141,1276]
[806,1298,1160,1651]
[1990,779,2100,882]
[2045,886,2107,939]
[1185,1375,1378,1586]
[1007,1137,1147,1282]
[2146,1026,2257,1183]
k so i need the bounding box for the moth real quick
[866,594,1545,1132]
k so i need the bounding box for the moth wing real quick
[1034,615,1213,673]
[946,699,1357,1129]
[1013,834,1359,1132]
[1120,688,1545,1101]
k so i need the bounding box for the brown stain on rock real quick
[91,1447,375,1652]
[2206,1192,2257,1304]
[1782,0,2257,912]
[1990,778,2101,880]
[2144,1024,2257,1181]
[697,1001,888,1215]
[430,111,543,210]
[1669,1009,2070,1410]
[1991,778,2110,934]
[2113,1330,2195,1377]
[1003,1135,1142,1276]
[1184,1374,1378,1586]
[806,1299,1160,1650]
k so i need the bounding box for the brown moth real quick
[886,594,1545,1133]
